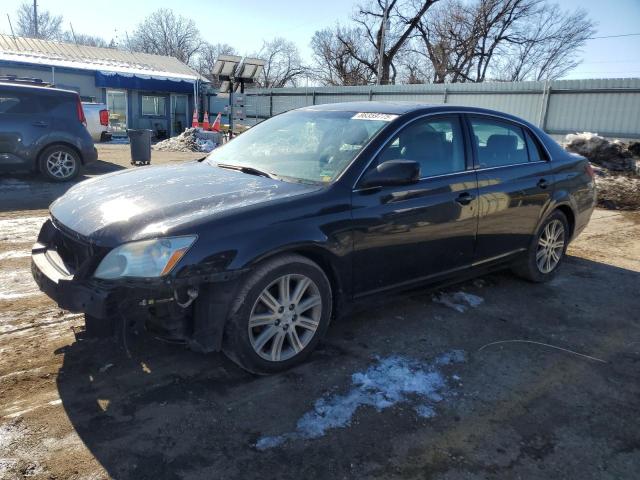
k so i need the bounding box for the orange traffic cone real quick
[212,113,222,132]
[202,111,210,130]
[191,109,198,128]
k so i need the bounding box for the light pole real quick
[33,0,38,37]
[376,0,389,85]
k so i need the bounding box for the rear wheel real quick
[222,254,332,374]
[38,145,80,182]
[513,210,569,282]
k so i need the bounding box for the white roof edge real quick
[0,51,199,82]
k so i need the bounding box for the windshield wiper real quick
[216,163,279,180]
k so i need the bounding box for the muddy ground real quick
[1,146,639,479]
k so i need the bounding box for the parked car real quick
[31,102,596,373]
[82,102,111,142]
[0,81,97,181]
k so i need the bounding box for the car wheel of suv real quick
[39,145,80,182]
[222,254,332,374]
[513,210,569,283]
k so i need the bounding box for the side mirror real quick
[359,159,420,188]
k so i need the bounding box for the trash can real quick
[127,129,152,165]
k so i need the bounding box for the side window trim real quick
[352,110,552,190]
[523,127,549,162]
[466,114,533,170]
[368,113,471,182]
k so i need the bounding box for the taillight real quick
[585,162,595,179]
[76,96,86,127]
[99,109,109,126]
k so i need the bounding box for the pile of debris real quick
[153,128,217,153]
[565,132,640,172]
[564,133,640,210]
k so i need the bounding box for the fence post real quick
[312,90,316,105]
[538,80,551,131]
[368,88,373,101]
[442,87,448,104]
[268,91,273,118]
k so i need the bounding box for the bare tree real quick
[196,42,238,81]
[310,26,375,86]
[414,0,478,83]
[339,0,440,85]
[62,32,110,48]
[15,1,63,39]
[254,38,307,88]
[127,9,202,65]
[413,0,594,83]
[495,4,595,81]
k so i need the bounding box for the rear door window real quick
[470,117,529,168]
[0,91,41,115]
[377,115,467,177]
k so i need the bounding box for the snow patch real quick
[414,404,436,418]
[256,352,465,450]
[0,216,48,244]
[153,128,218,153]
[0,250,29,261]
[0,269,40,299]
[435,349,467,365]
[433,291,484,313]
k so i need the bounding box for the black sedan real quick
[31,102,597,373]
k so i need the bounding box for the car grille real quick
[49,218,103,275]
[56,231,92,271]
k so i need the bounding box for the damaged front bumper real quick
[31,222,246,351]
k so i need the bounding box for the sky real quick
[0,0,639,80]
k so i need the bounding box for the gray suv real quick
[0,81,97,181]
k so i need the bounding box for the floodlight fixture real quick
[212,55,242,78]
[236,57,265,82]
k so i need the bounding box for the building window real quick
[142,95,166,116]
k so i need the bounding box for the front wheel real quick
[38,145,81,182]
[222,254,332,374]
[513,210,569,283]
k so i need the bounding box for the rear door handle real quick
[455,192,475,206]
[32,121,48,127]
[537,178,549,189]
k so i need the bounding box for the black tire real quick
[38,145,81,182]
[222,254,333,374]
[512,210,570,283]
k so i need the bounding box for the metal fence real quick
[212,78,640,139]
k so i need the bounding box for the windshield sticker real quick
[352,112,399,121]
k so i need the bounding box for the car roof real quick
[0,81,78,96]
[300,101,529,123]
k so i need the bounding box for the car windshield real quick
[205,110,394,184]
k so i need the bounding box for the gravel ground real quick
[0,146,639,479]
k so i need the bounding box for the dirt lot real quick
[1,145,639,479]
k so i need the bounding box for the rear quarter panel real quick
[532,126,597,240]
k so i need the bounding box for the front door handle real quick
[32,121,48,127]
[455,192,475,206]
[537,178,549,189]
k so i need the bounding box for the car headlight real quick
[94,236,197,279]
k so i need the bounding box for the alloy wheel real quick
[248,274,322,362]
[46,151,77,179]
[536,219,565,274]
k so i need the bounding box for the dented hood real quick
[50,161,319,245]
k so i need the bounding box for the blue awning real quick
[95,71,195,93]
